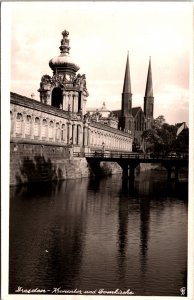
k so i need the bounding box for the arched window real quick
[25,115,31,136]
[48,121,54,139]
[51,88,63,109]
[16,113,22,135]
[56,122,60,140]
[34,117,40,137]
[61,124,66,141]
[42,119,47,138]
[10,111,14,134]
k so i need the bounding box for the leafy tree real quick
[152,115,165,130]
[141,116,177,154]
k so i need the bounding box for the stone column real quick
[72,94,75,113]
[79,125,83,146]
[67,122,72,144]
[63,92,68,111]
[83,126,88,146]
[74,93,78,113]
[72,124,77,145]
[68,93,72,112]
[87,128,91,147]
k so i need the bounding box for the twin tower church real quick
[38,29,154,145]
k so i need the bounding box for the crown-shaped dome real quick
[49,30,80,74]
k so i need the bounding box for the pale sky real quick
[8,2,192,125]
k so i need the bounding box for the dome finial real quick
[62,29,69,38]
[59,29,70,55]
[49,30,80,74]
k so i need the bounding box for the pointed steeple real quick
[145,57,153,97]
[123,52,131,93]
[119,52,133,132]
[144,57,154,124]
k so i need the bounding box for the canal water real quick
[9,169,188,296]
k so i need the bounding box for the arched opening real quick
[61,124,66,142]
[34,117,40,137]
[42,119,47,138]
[16,113,23,135]
[51,88,63,109]
[56,122,60,140]
[25,115,31,136]
[48,121,54,139]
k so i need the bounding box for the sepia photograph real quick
[1,1,193,300]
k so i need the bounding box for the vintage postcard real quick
[1,2,193,300]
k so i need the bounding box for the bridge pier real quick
[121,162,139,180]
[163,163,181,182]
[167,166,172,181]
[175,165,179,182]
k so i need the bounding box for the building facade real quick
[10,30,133,155]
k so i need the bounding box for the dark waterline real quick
[9,170,188,296]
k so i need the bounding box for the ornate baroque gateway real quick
[10,30,133,155]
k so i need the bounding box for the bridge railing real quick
[73,152,188,160]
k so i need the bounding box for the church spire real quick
[145,57,153,97]
[123,52,131,94]
[121,52,132,115]
[119,52,133,133]
[144,57,154,123]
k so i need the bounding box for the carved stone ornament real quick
[41,74,52,84]
[62,30,69,38]
[73,73,89,96]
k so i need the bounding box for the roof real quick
[123,53,131,94]
[132,107,142,117]
[112,110,121,117]
[145,58,153,97]
[112,107,144,118]
[175,122,187,128]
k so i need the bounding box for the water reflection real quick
[9,170,188,296]
[139,196,150,289]
[117,195,129,286]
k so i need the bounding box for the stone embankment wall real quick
[10,143,91,186]
[10,142,166,186]
[138,163,160,171]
